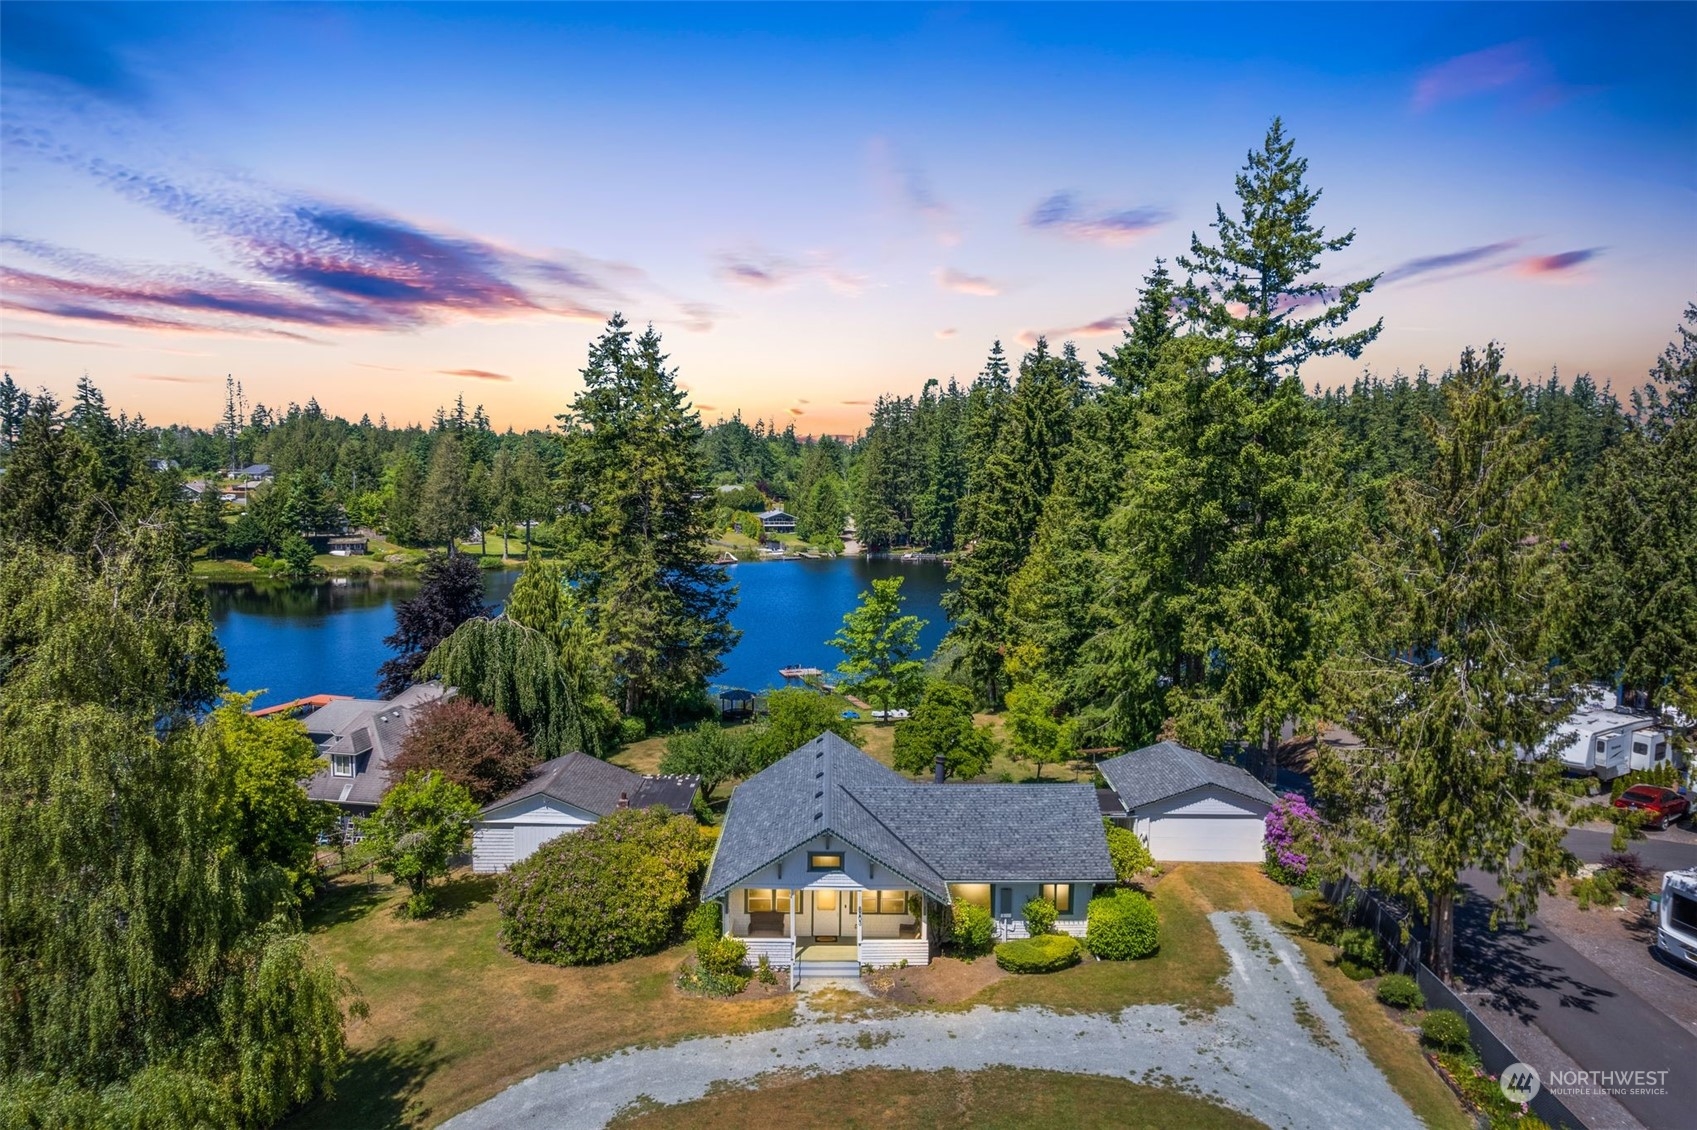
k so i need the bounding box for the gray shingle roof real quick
[300,683,448,809]
[702,732,1113,902]
[483,752,698,818]
[1098,741,1279,810]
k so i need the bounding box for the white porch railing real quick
[857,938,929,967]
[738,937,795,968]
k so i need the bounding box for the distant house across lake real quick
[758,508,796,534]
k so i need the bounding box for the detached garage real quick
[473,752,699,873]
[1098,741,1277,863]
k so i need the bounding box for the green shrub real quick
[251,554,275,571]
[1085,889,1160,960]
[495,807,710,965]
[1338,927,1385,975]
[1023,896,1057,937]
[618,716,648,745]
[1292,891,1346,945]
[401,892,434,920]
[1376,973,1424,1010]
[676,959,749,997]
[1572,869,1621,910]
[1419,1009,1473,1055]
[695,933,747,977]
[1608,807,1647,851]
[1103,819,1157,882]
[683,901,723,943]
[755,954,777,985]
[950,901,995,956]
[994,933,1082,974]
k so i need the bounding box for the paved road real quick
[1457,869,1697,1129]
[1563,826,1697,873]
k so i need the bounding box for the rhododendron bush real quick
[1264,792,1324,887]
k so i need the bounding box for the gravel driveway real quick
[442,911,1420,1130]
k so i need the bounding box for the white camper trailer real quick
[1534,685,1675,782]
[1657,869,1697,972]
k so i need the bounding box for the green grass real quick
[609,1067,1266,1130]
[283,871,792,1129]
[968,867,1231,1015]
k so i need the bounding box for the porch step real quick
[794,959,862,979]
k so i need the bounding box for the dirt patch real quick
[1537,892,1697,1030]
[865,955,1005,1005]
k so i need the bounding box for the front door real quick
[811,890,842,941]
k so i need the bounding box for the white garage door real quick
[1147,815,1264,862]
[515,823,572,862]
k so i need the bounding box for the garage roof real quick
[1098,741,1279,810]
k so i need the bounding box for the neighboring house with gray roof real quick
[702,733,1114,979]
[300,682,450,833]
[755,507,795,534]
[472,753,700,874]
[1098,741,1279,863]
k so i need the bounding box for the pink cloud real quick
[935,268,1000,297]
[936,328,957,340]
[1016,316,1121,348]
[1514,248,1603,279]
[438,368,513,382]
[1413,43,1533,111]
[714,248,866,296]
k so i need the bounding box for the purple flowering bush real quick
[1263,792,1323,887]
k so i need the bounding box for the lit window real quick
[1039,884,1073,913]
[744,889,791,913]
[862,890,909,914]
[948,884,991,909]
[332,755,354,778]
[808,853,843,871]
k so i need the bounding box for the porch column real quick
[856,892,863,946]
[919,897,928,941]
[789,889,796,947]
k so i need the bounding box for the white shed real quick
[473,752,699,873]
[1098,741,1278,863]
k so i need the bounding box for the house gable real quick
[479,793,601,827]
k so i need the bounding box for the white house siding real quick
[472,795,600,873]
[472,827,515,873]
[741,938,796,968]
[1134,786,1269,863]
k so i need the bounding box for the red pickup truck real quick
[1612,785,1691,831]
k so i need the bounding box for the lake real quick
[205,557,951,708]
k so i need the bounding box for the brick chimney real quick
[933,754,946,785]
[616,792,629,809]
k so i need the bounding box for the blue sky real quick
[2,2,1693,431]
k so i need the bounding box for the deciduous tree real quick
[830,575,928,717]
[388,696,539,804]
[378,551,488,696]
[358,769,481,918]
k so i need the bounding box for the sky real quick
[2,2,1694,435]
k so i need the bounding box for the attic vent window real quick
[809,853,844,871]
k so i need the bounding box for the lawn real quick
[284,871,792,1130]
[610,1067,1266,1130]
[967,866,1231,1014]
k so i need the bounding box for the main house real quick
[1098,740,1278,862]
[300,682,449,834]
[702,733,1114,979]
[472,752,700,873]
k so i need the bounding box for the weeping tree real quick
[419,555,618,758]
[0,528,350,1126]
[1315,344,1574,981]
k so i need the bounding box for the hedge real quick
[495,807,711,965]
[1103,819,1156,882]
[1375,973,1424,1010]
[994,933,1082,974]
[1085,889,1159,960]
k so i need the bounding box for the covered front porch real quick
[724,883,931,973]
